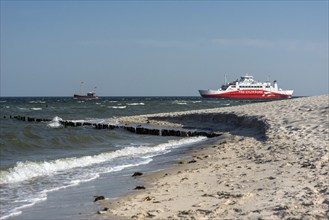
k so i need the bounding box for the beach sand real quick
[100,95,329,219]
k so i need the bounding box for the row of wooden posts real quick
[6,115,222,138]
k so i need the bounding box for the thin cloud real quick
[77,38,327,53]
[212,38,274,48]
[211,38,327,51]
[136,39,194,48]
[76,40,115,47]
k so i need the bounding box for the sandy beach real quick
[100,95,329,219]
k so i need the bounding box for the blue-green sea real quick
[0,96,259,219]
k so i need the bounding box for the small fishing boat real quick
[73,82,99,100]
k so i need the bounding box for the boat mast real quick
[80,82,84,95]
[224,74,227,85]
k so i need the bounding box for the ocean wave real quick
[172,100,188,105]
[46,117,120,129]
[29,101,46,104]
[0,210,22,220]
[127,103,145,106]
[47,116,63,128]
[0,159,151,220]
[108,106,127,109]
[0,136,206,185]
[0,195,47,220]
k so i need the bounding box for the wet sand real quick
[100,95,329,219]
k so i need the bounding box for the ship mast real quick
[80,82,84,95]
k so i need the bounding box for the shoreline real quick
[100,95,329,219]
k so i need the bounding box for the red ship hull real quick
[200,90,292,99]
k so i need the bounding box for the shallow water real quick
[0,96,261,219]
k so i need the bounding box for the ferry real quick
[199,74,293,99]
[73,82,99,100]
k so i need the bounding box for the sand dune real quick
[101,95,329,219]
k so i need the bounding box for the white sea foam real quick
[47,116,63,128]
[0,159,152,219]
[72,118,106,124]
[172,100,188,105]
[0,210,22,220]
[31,108,42,111]
[0,136,206,185]
[127,102,145,106]
[29,101,46,104]
[0,192,47,220]
[109,106,127,109]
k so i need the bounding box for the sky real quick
[1,1,328,97]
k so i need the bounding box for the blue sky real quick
[1,1,328,96]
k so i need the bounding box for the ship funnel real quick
[273,80,278,89]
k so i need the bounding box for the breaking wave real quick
[0,136,206,185]
[0,136,206,219]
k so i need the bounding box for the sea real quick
[0,97,261,219]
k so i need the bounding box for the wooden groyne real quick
[5,115,52,122]
[6,115,222,138]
